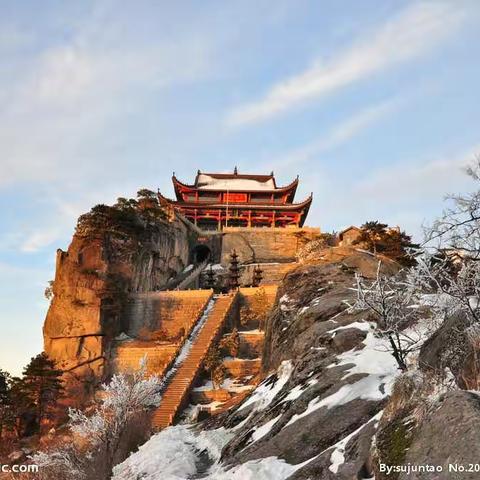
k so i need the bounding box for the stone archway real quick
[191,244,211,264]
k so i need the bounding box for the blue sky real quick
[1,0,479,375]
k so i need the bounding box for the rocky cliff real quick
[211,248,400,479]
[43,205,196,403]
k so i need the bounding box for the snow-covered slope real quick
[114,251,404,480]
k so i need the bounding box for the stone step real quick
[151,293,236,430]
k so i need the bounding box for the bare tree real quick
[32,362,161,480]
[424,158,480,259]
[411,253,480,323]
[411,159,480,325]
[351,264,423,371]
[401,158,480,387]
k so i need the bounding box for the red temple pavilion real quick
[171,168,312,230]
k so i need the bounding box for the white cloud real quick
[227,1,467,127]
[20,228,62,253]
[355,146,479,201]
[272,96,401,171]
[316,145,480,239]
[0,12,215,189]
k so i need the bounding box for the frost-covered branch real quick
[410,252,480,325]
[423,158,480,258]
[351,263,423,371]
[31,361,161,480]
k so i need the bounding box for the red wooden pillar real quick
[295,212,301,227]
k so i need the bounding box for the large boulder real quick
[419,312,476,389]
[262,250,399,372]
[399,391,480,480]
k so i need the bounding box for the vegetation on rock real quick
[353,220,419,266]
[204,345,227,389]
[75,189,168,238]
[240,287,270,330]
[219,328,240,357]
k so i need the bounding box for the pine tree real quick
[21,353,63,434]
[219,328,240,357]
[354,221,418,266]
[381,229,419,266]
[203,346,226,389]
[0,369,14,439]
[8,376,32,438]
[354,221,388,254]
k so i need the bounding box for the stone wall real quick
[238,332,264,359]
[221,227,320,265]
[120,290,212,339]
[114,343,178,377]
[239,262,297,286]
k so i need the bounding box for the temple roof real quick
[196,173,276,190]
[172,168,299,200]
[173,194,312,211]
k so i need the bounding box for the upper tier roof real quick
[172,168,299,201]
[196,173,276,190]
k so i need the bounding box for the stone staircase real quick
[152,293,237,430]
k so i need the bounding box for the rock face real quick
[376,387,480,480]
[398,391,480,480]
[418,312,477,389]
[205,248,401,479]
[111,240,480,479]
[43,214,195,403]
[262,249,398,372]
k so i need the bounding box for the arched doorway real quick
[192,244,211,264]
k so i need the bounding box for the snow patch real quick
[286,331,398,428]
[285,376,387,428]
[208,456,303,480]
[329,411,383,473]
[333,328,399,379]
[113,425,233,480]
[328,321,371,335]
[197,174,276,191]
[251,415,281,443]
[238,360,293,412]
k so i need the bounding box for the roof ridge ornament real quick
[234,166,238,175]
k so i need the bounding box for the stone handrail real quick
[175,260,208,290]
